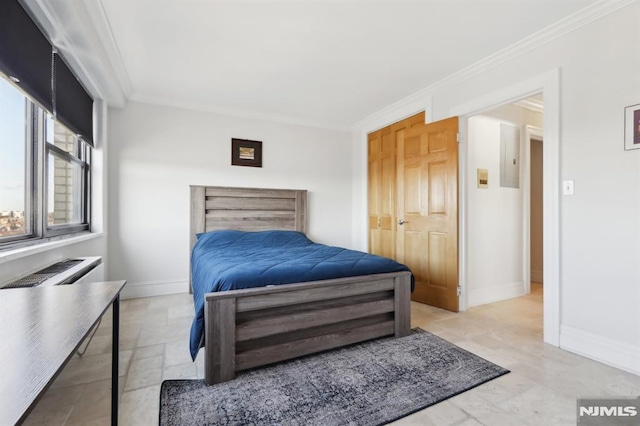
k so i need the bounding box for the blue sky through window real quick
[0,77,27,212]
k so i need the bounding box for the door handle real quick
[398,219,409,225]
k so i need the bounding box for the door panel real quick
[428,232,447,289]
[404,165,421,214]
[428,161,447,215]
[381,156,394,217]
[404,231,425,280]
[397,116,459,312]
[428,131,447,153]
[368,131,382,255]
[368,127,397,258]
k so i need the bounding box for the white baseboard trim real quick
[530,269,543,283]
[121,279,187,299]
[560,325,640,376]
[467,282,525,307]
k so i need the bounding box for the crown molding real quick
[81,0,133,98]
[352,0,635,130]
[24,0,635,127]
[351,94,433,135]
[129,93,351,132]
[513,98,545,113]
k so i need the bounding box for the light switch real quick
[562,180,574,195]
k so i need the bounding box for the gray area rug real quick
[159,329,509,425]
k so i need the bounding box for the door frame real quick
[523,125,544,295]
[451,68,560,347]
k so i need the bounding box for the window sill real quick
[0,232,103,265]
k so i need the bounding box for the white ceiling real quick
[55,0,600,129]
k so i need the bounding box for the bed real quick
[190,185,413,385]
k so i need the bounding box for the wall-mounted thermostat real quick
[477,168,489,189]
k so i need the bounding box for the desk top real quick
[0,280,126,426]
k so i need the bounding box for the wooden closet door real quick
[396,116,459,312]
[368,112,459,312]
[368,113,426,259]
[368,127,396,259]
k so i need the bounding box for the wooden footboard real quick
[204,271,412,385]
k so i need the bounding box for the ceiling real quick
[39,0,600,129]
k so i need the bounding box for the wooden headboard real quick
[189,185,308,291]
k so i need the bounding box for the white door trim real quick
[523,125,544,295]
[451,68,561,347]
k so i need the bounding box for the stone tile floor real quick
[23,283,640,425]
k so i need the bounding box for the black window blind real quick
[54,52,94,143]
[0,0,94,145]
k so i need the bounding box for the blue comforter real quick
[189,230,411,359]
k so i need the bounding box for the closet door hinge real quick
[456,286,462,297]
[456,132,461,143]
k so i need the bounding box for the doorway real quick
[452,69,560,346]
[464,97,543,307]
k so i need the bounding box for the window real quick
[0,77,31,241]
[0,74,90,247]
[45,115,90,234]
[1,0,94,249]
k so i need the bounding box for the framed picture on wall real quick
[624,103,640,151]
[231,138,263,167]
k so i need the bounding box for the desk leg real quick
[112,295,120,426]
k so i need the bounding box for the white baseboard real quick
[530,269,543,283]
[120,279,187,299]
[560,325,640,376]
[467,281,525,307]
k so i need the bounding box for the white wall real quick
[107,101,352,298]
[466,104,542,307]
[352,3,640,374]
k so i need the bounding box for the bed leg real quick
[204,297,236,385]
[394,275,411,337]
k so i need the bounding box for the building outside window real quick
[0,74,91,246]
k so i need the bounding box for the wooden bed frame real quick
[190,185,412,385]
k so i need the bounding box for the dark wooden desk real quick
[0,280,126,426]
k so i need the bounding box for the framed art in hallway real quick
[624,103,640,150]
[232,138,263,167]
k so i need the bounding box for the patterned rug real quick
[159,329,509,425]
